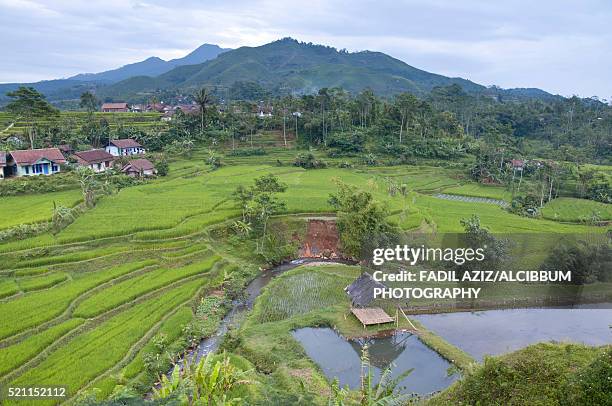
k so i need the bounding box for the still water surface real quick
[413,305,612,360]
[292,327,458,395]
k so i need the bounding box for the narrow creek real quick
[170,258,354,369]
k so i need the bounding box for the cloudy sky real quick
[1,0,610,98]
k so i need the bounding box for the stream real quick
[170,258,354,368]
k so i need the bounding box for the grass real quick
[0,260,155,339]
[256,265,357,323]
[0,146,609,404]
[541,197,612,222]
[0,190,81,230]
[73,255,221,318]
[16,272,69,292]
[6,279,204,405]
[0,318,84,377]
[0,278,19,299]
[428,343,607,406]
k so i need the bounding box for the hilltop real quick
[1,38,560,106]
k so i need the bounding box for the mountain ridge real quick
[0,38,560,105]
[69,44,230,83]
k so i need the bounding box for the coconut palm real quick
[194,87,212,134]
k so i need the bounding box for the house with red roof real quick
[73,149,115,172]
[101,102,129,112]
[105,139,146,156]
[121,158,156,177]
[5,148,66,177]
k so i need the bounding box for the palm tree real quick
[194,87,212,134]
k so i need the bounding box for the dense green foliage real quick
[429,343,610,406]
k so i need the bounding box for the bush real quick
[560,346,612,406]
[0,172,79,196]
[227,148,267,157]
[540,239,612,284]
[293,152,326,169]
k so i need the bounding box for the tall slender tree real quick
[193,87,212,134]
[5,86,58,149]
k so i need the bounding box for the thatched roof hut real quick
[345,272,387,307]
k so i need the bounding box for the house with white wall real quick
[106,139,145,156]
[121,159,156,177]
[73,149,115,172]
[5,148,66,177]
[0,153,6,180]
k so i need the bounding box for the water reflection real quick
[292,327,457,395]
[414,305,612,360]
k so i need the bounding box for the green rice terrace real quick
[0,135,610,405]
[0,112,166,139]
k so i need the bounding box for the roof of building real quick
[122,158,155,172]
[351,307,394,326]
[9,148,66,165]
[345,272,388,307]
[101,102,128,109]
[74,149,114,165]
[511,159,525,167]
[57,144,73,153]
[109,139,142,149]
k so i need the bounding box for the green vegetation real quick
[0,318,83,376]
[0,190,81,230]
[0,260,154,339]
[542,196,612,222]
[7,279,204,404]
[0,137,607,405]
[73,256,220,318]
[429,343,611,406]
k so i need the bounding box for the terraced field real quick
[0,144,608,404]
[0,190,82,230]
[0,112,165,139]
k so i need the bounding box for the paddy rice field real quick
[0,139,609,404]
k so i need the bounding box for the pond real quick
[413,305,612,360]
[292,327,458,395]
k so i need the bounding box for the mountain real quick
[100,38,488,99]
[70,57,172,83]
[1,38,558,106]
[69,44,230,83]
[168,44,231,66]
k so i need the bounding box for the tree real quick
[452,215,509,277]
[79,91,98,113]
[5,86,59,149]
[393,93,419,144]
[76,167,98,208]
[329,180,394,258]
[194,87,212,134]
[231,174,287,253]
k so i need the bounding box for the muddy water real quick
[292,327,458,395]
[413,304,612,360]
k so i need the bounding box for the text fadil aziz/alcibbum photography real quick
[370,245,572,300]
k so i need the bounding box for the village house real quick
[511,159,525,171]
[101,102,129,113]
[121,158,156,177]
[5,148,66,177]
[0,153,6,180]
[73,149,115,172]
[106,139,145,156]
[57,144,75,157]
